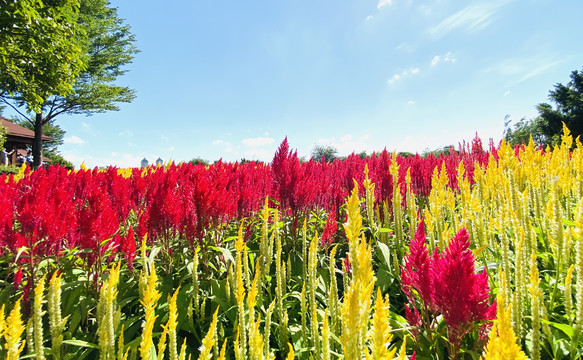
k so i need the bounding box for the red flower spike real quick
[430,228,496,351]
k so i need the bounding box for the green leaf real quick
[543,319,575,339]
[62,339,100,349]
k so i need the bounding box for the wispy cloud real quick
[377,0,391,9]
[212,139,232,153]
[431,51,457,66]
[366,15,374,21]
[118,130,133,137]
[428,0,510,38]
[488,56,563,85]
[408,100,416,105]
[242,136,275,147]
[387,67,420,85]
[504,90,511,96]
[64,135,85,145]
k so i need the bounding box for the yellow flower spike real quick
[395,337,407,360]
[482,291,528,360]
[140,264,161,360]
[565,264,574,324]
[33,274,47,360]
[217,340,227,360]
[157,325,168,360]
[0,303,5,340]
[167,287,180,360]
[198,308,219,360]
[248,315,264,360]
[178,338,187,360]
[369,288,396,360]
[5,297,26,360]
[322,309,330,360]
[343,181,362,255]
[285,343,294,360]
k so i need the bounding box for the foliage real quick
[311,144,338,163]
[0,165,19,175]
[504,115,547,146]
[2,0,138,169]
[0,0,86,112]
[505,67,583,147]
[189,157,210,166]
[0,123,6,149]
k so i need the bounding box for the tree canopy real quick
[311,144,338,163]
[505,67,583,147]
[1,0,138,168]
[0,0,86,112]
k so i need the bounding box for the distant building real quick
[141,158,149,168]
[155,157,163,166]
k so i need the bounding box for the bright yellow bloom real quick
[5,297,26,360]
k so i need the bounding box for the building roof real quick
[1,117,51,141]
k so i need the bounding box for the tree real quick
[505,67,583,146]
[0,0,86,110]
[537,67,583,144]
[2,0,138,169]
[311,144,338,163]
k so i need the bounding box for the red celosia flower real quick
[320,208,337,247]
[401,219,435,311]
[13,268,23,290]
[431,228,496,349]
[401,227,496,354]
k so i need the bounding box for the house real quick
[1,116,52,165]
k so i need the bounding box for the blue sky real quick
[38,0,583,167]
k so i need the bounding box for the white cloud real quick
[377,0,391,9]
[212,139,232,153]
[118,130,133,137]
[504,90,511,96]
[243,149,274,162]
[396,43,416,53]
[428,0,511,38]
[366,15,374,21]
[242,136,275,147]
[63,152,148,169]
[64,135,85,145]
[167,146,175,151]
[408,100,415,105]
[161,135,170,142]
[488,56,563,85]
[387,67,420,85]
[431,51,457,66]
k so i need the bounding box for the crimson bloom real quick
[401,226,496,356]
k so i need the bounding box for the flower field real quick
[0,130,582,360]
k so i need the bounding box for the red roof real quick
[0,117,51,141]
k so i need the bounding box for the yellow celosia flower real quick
[140,264,161,360]
[5,297,26,360]
[167,287,180,360]
[198,308,218,360]
[285,343,294,360]
[483,272,528,360]
[369,288,397,360]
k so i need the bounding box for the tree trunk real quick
[32,112,43,170]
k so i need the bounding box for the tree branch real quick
[0,98,33,125]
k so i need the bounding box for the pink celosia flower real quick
[401,227,496,355]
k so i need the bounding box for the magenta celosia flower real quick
[320,209,338,247]
[401,227,496,355]
[401,219,436,312]
[431,228,496,349]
